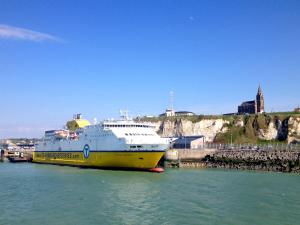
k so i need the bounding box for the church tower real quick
[256,85,265,113]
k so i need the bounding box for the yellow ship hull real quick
[33,151,164,169]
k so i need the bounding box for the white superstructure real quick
[36,117,168,153]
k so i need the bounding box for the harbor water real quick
[0,162,299,225]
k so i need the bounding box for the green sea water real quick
[0,162,299,225]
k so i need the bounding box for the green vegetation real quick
[215,113,290,144]
[138,114,237,123]
[268,111,300,116]
[267,111,300,122]
[138,111,299,124]
[257,139,287,144]
[214,126,247,144]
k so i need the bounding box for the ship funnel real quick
[67,114,90,131]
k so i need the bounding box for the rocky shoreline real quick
[164,149,300,173]
[203,149,300,173]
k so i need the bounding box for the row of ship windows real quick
[88,133,113,137]
[130,145,143,148]
[125,133,155,136]
[45,133,154,140]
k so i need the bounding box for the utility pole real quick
[169,91,174,111]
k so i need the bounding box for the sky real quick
[0,0,299,138]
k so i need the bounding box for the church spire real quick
[256,84,264,113]
[258,84,262,95]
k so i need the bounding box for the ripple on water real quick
[0,164,300,225]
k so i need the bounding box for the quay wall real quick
[164,149,216,168]
[177,149,216,160]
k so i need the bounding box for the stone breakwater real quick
[165,149,300,173]
[204,149,300,173]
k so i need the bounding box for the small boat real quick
[8,156,29,163]
[8,152,31,163]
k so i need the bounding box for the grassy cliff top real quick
[137,112,300,124]
[137,115,237,123]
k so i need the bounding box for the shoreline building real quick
[159,91,196,117]
[159,110,195,117]
[172,135,205,149]
[238,85,265,114]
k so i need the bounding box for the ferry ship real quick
[33,113,168,170]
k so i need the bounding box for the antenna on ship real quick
[120,109,130,120]
[169,91,174,111]
[137,113,141,121]
[74,113,82,120]
[93,118,98,125]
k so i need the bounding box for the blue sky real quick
[0,0,299,138]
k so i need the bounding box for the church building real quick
[238,86,265,114]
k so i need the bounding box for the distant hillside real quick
[1,138,40,145]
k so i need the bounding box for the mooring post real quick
[0,149,4,162]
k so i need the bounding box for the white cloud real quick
[0,24,62,42]
[188,16,195,21]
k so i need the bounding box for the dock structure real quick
[0,149,4,162]
[172,136,205,150]
[0,140,35,163]
[7,149,33,162]
[164,148,217,168]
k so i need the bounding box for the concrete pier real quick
[164,149,216,168]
